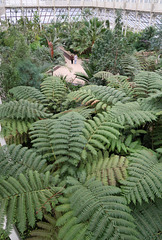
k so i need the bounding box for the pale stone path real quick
[53,53,86,85]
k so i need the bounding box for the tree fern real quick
[4,132,29,145]
[0,144,52,178]
[0,119,32,144]
[81,113,123,159]
[108,131,144,154]
[132,199,162,240]
[140,91,162,112]
[81,151,128,186]
[56,177,139,240]
[0,170,60,233]
[68,85,130,110]
[121,149,162,204]
[51,112,87,176]
[28,214,58,240]
[93,71,114,80]
[107,102,156,127]
[30,119,57,159]
[134,71,162,98]
[9,86,46,103]
[120,54,141,78]
[52,106,94,119]
[94,72,134,98]
[40,76,67,112]
[152,120,162,151]
[0,99,51,120]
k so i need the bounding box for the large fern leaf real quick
[56,177,139,240]
[28,214,58,240]
[82,151,128,186]
[52,106,94,119]
[68,85,130,111]
[120,54,141,78]
[51,112,87,176]
[140,91,162,112]
[0,119,32,144]
[0,171,60,233]
[108,102,156,126]
[81,113,123,159]
[9,86,46,103]
[0,99,51,120]
[30,119,57,159]
[132,199,162,240]
[121,149,162,204]
[134,71,162,98]
[0,144,52,178]
[41,76,67,112]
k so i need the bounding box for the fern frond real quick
[82,113,122,159]
[9,86,46,103]
[140,91,162,112]
[94,71,113,79]
[83,151,128,186]
[0,144,52,178]
[0,100,51,120]
[51,112,87,176]
[121,54,141,78]
[108,102,156,126]
[28,214,58,240]
[0,171,60,233]
[121,149,162,204]
[52,106,94,119]
[132,199,162,240]
[68,85,130,110]
[134,71,162,98]
[152,120,162,149]
[41,76,67,99]
[30,119,56,159]
[0,119,32,144]
[56,177,139,240]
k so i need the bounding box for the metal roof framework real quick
[0,0,161,30]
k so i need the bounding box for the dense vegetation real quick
[0,10,162,240]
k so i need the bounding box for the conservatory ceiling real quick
[0,0,162,31]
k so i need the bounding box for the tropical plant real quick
[0,19,162,239]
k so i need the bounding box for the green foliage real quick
[134,71,162,98]
[68,85,130,111]
[41,76,67,113]
[0,144,52,178]
[69,17,105,54]
[0,170,60,233]
[16,59,43,89]
[135,26,156,51]
[56,177,139,240]
[9,86,46,103]
[83,151,128,186]
[0,18,162,240]
[132,199,162,240]
[28,214,59,240]
[89,28,132,74]
[0,119,32,144]
[120,54,141,79]
[0,99,51,120]
[108,102,156,126]
[81,113,122,159]
[30,119,56,158]
[94,72,134,97]
[50,112,86,176]
[121,150,162,204]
